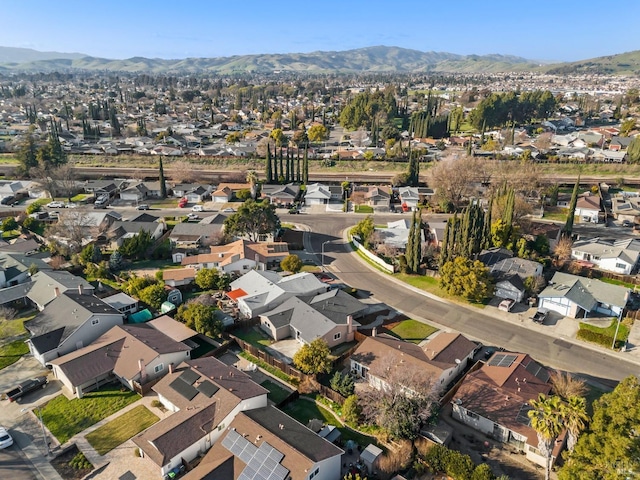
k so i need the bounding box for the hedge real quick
[577,328,625,349]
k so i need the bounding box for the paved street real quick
[0,445,37,480]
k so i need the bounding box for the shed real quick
[128,309,153,323]
[160,301,176,314]
[361,444,383,473]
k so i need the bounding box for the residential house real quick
[25,271,94,311]
[304,183,342,205]
[398,187,434,210]
[181,239,289,274]
[452,351,558,469]
[108,220,165,249]
[24,292,124,365]
[163,268,197,287]
[0,252,52,288]
[213,183,251,203]
[83,179,123,197]
[478,248,544,302]
[575,192,602,223]
[182,406,344,480]
[590,150,627,163]
[228,270,328,318]
[133,357,269,477]
[571,237,640,275]
[119,182,151,203]
[0,238,40,254]
[49,320,193,398]
[261,183,301,206]
[101,292,139,316]
[169,216,226,250]
[375,219,425,252]
[350,332,477,390]
[259,289,366,348]
[173,184,214,198]
[354,186,391,209]
[538,271,629,318]
[609,136,633,151]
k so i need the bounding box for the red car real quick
[178,197,188,208]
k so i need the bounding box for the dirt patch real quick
[50,444,93,480]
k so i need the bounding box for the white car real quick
[0,427,13,449]
[187,213,199,220]
[222,207,235,213]
[46,201,65,208]
[191,205,204,212]
[498,298,515,312]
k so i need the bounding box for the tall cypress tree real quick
[279,148,284,183]
[273,146,279,182]
[563,176,581,237]
[406,209,422,274]
[303,146,309,184]
[158,157,167,198]
[482,197,493,250]
[296,149,301,182]
[285,149,290,183]
[266,144,273,183]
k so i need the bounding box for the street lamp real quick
[321,240,331,271]
[21,406,50,456]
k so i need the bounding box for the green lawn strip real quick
[0,312,35,339]
[600,277,636,289]
[354,205,374,213]
[300,265,321,273]
[282,397,378,447]
[0,338,29,370]
[577,319,629,349]
[260,380,292,405]
[238,351,299,386]
[389,319,438,344]
[41,387,140,444]
[233,328,273,350]
[85,405,159,455]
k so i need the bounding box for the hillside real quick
[0,45,540,74]
[544,50,640,75]
[0,46,86,63]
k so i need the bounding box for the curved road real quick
[288,212,637,384]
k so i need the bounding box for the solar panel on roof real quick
[169,377,199,401]
[223,429,289,480]
[516,403,533,426]
[488,353,517,368]
[196,379,220,398]
[525,361,550,383]
[179,369,200,385]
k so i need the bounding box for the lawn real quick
[0,312,35,339]
[354,205,374,214]
[41,386,140,444]
[300,265,321,273]
[234,327,273,350]
[282,398,377,447]
[260,379,292,405]
[394,273,441,294]
[85,405,159,455]
[542,207,569,222]
[0,338,29,370]
[388,319,438,344]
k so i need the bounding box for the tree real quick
[118,229,153,259]
[342,395,361,425]
[269,128,287,147]
[307,124,328,143]
[109,250,123,271]
[439,257,493,302]
[405,209,422,273]
[176,302,223,338]
[550,371,587,401]
[1,217,17,232]
[292,338,332,374]
[620,119,636,136]
[429,155,479,208]
[223,200,280,242]
[330,371,355,397]
[553,236,573,267]
[195,268,222,290]
[563,176,580,237]
[16,125,39,176]
[559,376,640,479]
[137,283,168,310]
[628,136,640,164]
[352,216,375,249]
[246,170,258,199]
[528,394,564,480]
[280,254,303,273]
[562,396,588,452]
[158,157,167,199]
[79,244,102,266]
[265,144,273,183]
[360,359,439,440]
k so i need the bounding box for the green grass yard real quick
[260,379,292,405]
[85,405,159,455]
[234,328,273,350]
[354,205,374,213]
[0,312,34,340]
[0,338,29,370]
[389,319,438,344]
[41,386,140,444]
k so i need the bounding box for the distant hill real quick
[0,45,542,74]
[0,46,86,64]
[544,50,640,75]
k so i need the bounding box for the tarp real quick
[128,308,153,323]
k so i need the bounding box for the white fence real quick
[351,234,395,274]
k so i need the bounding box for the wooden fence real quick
[439,360,483,406]
[132,376,163,396]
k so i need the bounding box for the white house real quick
[574,192,601,223]
[571,237,640,275]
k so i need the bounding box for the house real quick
[228,270,328,318]
[25,271,94,311]
[182,406,344,480]
[398,187,420,210]
[590,150,627,163]
[261,183,301,206]
[119,182,151,202]
[0,237,40,254]
[181,239,289,274]
[163,268,197,287]
[83,179,123,197]
[354,186,391,208]
[611,192,640,222]
[574,192,602,223]
[24,292,124,365]
[259,289,366,348]
[375,219,425,252]
[538,272,629,318]
[211,186,233,203]
[350,332,477,389]
[452,351,559,469]
[478,248,544,302]
[48,320,193,398]
[0,252,52,288]
[173,183,214,199]
[108,220,165,249]
[169,217,225,250]
[132,357,269,477]
[609,136,633,151]
[571,237,640,275]
[304,183,341,205]
[101,292,139,315]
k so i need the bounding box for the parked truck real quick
[4,376,48,402]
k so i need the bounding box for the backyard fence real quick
[351,235,395,274]
[132,376,163,396]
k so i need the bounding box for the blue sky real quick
[2,0,639,62]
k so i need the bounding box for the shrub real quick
[577,328,625,349]
[151,400,163,408]
[69,452,92,470]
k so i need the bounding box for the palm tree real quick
[246,170,258,200]
[528,393,564,480]
[561,396,588,452]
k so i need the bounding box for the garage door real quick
[540,298,569,317]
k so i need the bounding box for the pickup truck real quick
[4,376,48,402]
[531,308,549,324]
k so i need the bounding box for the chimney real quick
[138,359,147,384]
[78,284,83,295]
[54,286,60,297]
[372,327,377,337]
[347,315,353,335]
[168,363,173,374]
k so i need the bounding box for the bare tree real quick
[428,155,479,208]
[168,160,197,184]
[46,210,98,254]
[550,371,588,401]
[553,236,573,267]
[359,356,439,440]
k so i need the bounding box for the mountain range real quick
[0,45,638,75]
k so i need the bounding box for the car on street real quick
[187,213,199,220]
[0,428,13,449]
[498,298,515,312]
[222,207,235,213]
[46,201,65,208]
[288,207,299,214]
[192,205,204,212]
[137,204,150,210]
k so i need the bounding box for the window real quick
[91,318,99,325]
[218,423,225,431]
[154,363,164,374]
[465,410,479,419]
[616,263,626,269]
[333,332,341,341]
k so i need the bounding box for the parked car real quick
[4,376,48,402]
[137,204,150,210]
[191,205,204,212]
[531,308,549,324]
[288,207,299,214]
[178,197,188,208]
[0,427,13,449]
[222,207,235,213]
[1,196,16,206]
[187,213,199,220]
[46,201,65,208]
[622,220,633,228]
[498,298,515,312]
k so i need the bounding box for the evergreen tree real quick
[273,146,279,183]
[296,149,301,183]
[405,209,423,273]
[265,144,273,183]
[17,125,38,175]
[158,157,167,198]
[303,146,309,184]
[563,176,580,237]
[279,148,284,183]
[482,197,493,250]
[285,149,290,182]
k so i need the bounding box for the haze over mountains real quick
[0,45,638,75]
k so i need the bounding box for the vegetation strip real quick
[85,405,159,455]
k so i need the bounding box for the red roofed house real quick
[451,351,562,468]
[574,192,602,224]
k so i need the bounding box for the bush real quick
[69,452,92,470]
[22,216,41,232]
[422,443,496,480]
[25,199,49,215]
[577,328,625,349]
[329,371,355,396]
